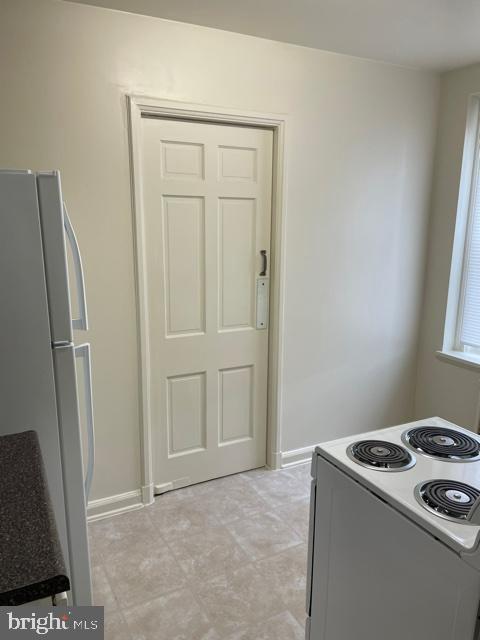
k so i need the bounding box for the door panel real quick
[167,372,206,456]
[162,141,204,180]
[219,198,256,329]
[163,195,205,336]
[218,145,257,181]
[140,117,273,490]
[219,365,254,444]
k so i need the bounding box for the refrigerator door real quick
[36,172,73,345]
[53,344,92,605]
[0,169,69,565]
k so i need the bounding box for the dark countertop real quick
[0,430,70,605]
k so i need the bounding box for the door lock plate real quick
[256,277,269,329]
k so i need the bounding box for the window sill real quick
[436,349,480,371]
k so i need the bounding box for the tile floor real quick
[89,463,312,640]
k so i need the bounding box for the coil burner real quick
[347,440,415,472]
[402,426,480,462]
[415,480,480,522]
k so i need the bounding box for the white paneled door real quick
[140,117,273,493]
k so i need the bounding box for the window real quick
[443,95,480,364]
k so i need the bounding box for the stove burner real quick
[402,426,480,462]
[415,480,480,522]
[347,440,415,471]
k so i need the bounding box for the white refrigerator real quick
[0,169,94,605]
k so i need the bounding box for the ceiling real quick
[68,0,480,72]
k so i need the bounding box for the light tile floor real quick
[89,463,311,640]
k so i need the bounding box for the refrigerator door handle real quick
[74,343,95,499]
[64,204,89,331]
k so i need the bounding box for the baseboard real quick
[268,450,282,470]
[141,483,154,506]
[87,448,315,521]
[87,489,143,522]
[280,444,316,468]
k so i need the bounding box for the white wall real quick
[0,0,439,502]
[415,64,480,428]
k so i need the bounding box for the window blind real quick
[460,149,480,348]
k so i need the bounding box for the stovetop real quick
[315,417,480,554]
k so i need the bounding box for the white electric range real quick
[306,417,480,640]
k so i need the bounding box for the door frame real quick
[127,95,288,505]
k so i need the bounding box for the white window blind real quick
[459,143,480,348]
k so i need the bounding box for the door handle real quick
[260,250,267,276]
[74,343,95,499]
[64,203,89,331]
